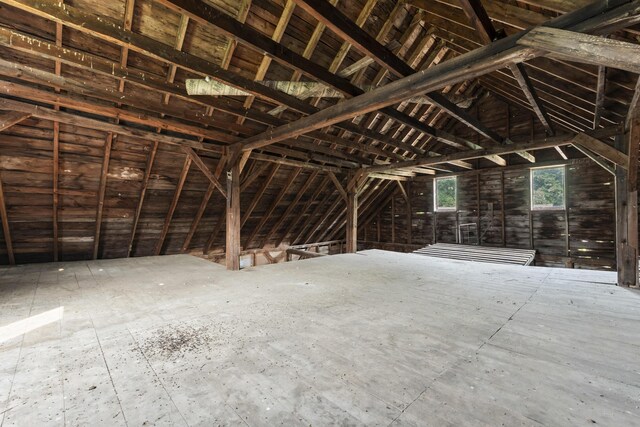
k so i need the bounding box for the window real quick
[435,176,457,211]
[531,166,565,210]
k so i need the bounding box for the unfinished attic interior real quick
[1,0,640,424]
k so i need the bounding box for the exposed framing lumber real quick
[0,111,31,132]
[328,172,348,202]
[154,155,192,255]
[128,141,159,257]
[518,27,640,74]
[0,171,15,265]
[286,248,326,259]
[235,0,639,152]
[52,121,59,262]
[572,133,628,168]
[363,127,622,173]
[92,132,113,260]
[260,171,319,248]
[346,186,358,253]
[243,168,301,249]
[226,161,241,270]
[593,65,607,130]
[293,0,507,144]
[183,148,227,198]
[181,155,227,253]
[456,0,554,135]
[0,97,212,152]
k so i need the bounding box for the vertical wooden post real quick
[226,161,241,270]
[406,182,412,245]
[346,187,357,253]
[391,197,395,244]
[616,113,639,286]
[0,172,15,265]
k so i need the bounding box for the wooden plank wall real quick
[361,158,616,270]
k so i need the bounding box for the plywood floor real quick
[0,250,638,426]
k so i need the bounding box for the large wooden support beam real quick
[154,155,192,256]
[0,171,15,265]
[518,27,640,74]
[226,162,241,270]
[572,133,629,168]
[93,132,113,260]
[346,186,358,253]
[0,110,30,132]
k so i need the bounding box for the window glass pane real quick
[532,167,565,209]
[436,177,456,210]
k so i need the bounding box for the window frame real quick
[530,165,566,211]
[434,176,458,212]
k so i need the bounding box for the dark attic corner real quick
[0,0,639,425]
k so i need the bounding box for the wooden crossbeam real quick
[92,132,113,260]
[364,127,622,173]
[0,111,30,132]
[518,27,640,74]
[154,155,192,255]
[572,133,628,168]
[286,248,326,259]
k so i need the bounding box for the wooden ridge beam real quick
[0,110,31,132]
[154,155,192,255]
[92,132,113,260]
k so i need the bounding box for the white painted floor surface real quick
[0,250,638,426]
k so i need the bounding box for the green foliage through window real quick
[531,167,565,209]
[435,177,456,211]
